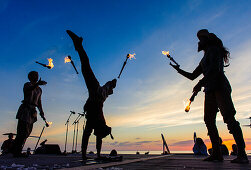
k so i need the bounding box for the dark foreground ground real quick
[0,153,250,169]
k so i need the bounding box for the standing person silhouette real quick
[67,30,117,160]
[170,29,249,164]
[13,71,48,157]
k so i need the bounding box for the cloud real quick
[170,140,194,146]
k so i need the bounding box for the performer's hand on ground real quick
[170,62,180,71]
[66,30,83,50]
[37,78,47,86]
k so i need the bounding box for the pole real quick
[64,111,75,154]
[34,126,45,152]
[75,121,79,152]
[72,121,76,153]
[72,113,83,153]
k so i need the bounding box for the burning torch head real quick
[184,100,191,112]
[28,71,39,83]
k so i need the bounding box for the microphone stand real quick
[64,111,75,154]
[72,114,81,153]
[74,113,86,153]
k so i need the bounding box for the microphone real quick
[70,111,76,114]
[78,113,85,116]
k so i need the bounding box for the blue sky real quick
[0,0,251,152]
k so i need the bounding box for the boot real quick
[230,122,249,164]
[231,149,249,164]
[203,149,223,162]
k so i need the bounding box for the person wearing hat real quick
[67,30,117,160]
[12,71,48,157]
[1,133,14,155]
[170,29,248,164]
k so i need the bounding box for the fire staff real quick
[12,71,49,157]
[170,29,248,164]
[67,30,117,160]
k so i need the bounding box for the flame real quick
[47,121,53,125]
[162,51,170,56]
[47,58,54,69]
[64,56,71,63]
[128,53,136,60]
[184,99,191,112]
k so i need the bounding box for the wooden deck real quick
[69,154,251,170]
[0,153,250,169]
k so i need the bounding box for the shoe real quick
[66,30,83,50]
[203,154,223,162]
[231,156,249,164]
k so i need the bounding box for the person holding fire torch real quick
[170,29,248,164]
[66,30,117,160]
[12,71,49,157]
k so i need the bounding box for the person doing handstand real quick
[170,29,248,164]
[67,30,117,160]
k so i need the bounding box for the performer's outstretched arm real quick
[67,30,100,91]
[170,63,202,80]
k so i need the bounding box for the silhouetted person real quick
[231,144,238,156]
[12,71,48,157]
[1,133,14,155]
[67,30,117,160]
[170,29,248,164]
[208,137,229,156]
[193,138,208,156]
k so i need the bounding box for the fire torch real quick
[65,56,79,74]
[118,53,136,79]
[162,51,180,67]
[35,58,54,69]
[185,91,199,112]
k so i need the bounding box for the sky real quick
[0,0,251,153]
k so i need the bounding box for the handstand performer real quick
[13,71,48,157]
[67,30,117,160]
[170,29,249,164]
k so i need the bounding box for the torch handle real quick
[35,61,51,69]
[190,91,198,102]
[167,55,180,67]
[71,61,79,74]
[118,57,129,79]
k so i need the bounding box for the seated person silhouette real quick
[1,133,14,155]
[193,138,208,155]
[208,137,229,155]
[230,144,238,156]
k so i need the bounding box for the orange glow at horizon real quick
[47,58,54,69]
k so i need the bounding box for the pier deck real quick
[0,153,250,169]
